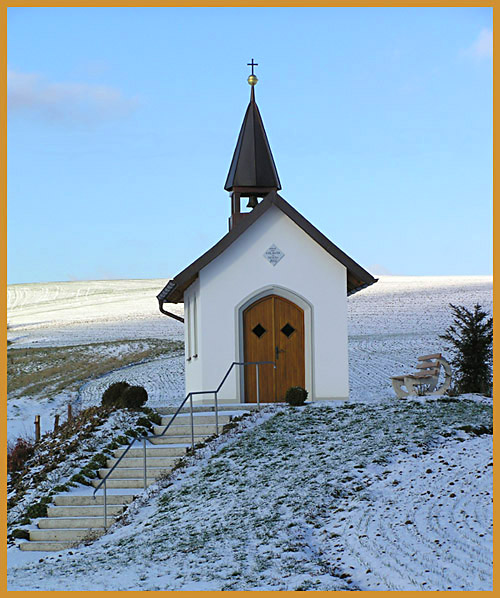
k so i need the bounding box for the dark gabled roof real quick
[224,87,281,191]
[157,192,377,304]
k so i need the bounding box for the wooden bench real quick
[391,353,452,398]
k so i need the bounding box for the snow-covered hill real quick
[7,399,493,590]
[7,278,183,347]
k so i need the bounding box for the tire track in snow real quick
[333,436,492,590]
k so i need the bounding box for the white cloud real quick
[462,28,493,60]
[7,68,139,122]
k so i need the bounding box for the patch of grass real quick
[457,424,492,436]
[7,339,183,400]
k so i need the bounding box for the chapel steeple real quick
[225,60,281,230]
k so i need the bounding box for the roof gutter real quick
[347,279,378,297]
[158,298,184,323]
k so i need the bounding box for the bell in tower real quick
[246,196,259,209]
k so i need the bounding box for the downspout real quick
[158,298,185,323]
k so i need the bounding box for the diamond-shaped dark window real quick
[252,324,266,338]
[281,323,295,338]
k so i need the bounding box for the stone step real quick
[153,423,219,436]
[20,541,76,552]
[30,528,105,542]
[91,478,156,489]
[161,414,232,425]
[148,435,208,445]
[98,467,172,480]
[114,446,188,458]
[155,403,259,415]
[47,505,124,518]
[54,494,135,507]
[38,516,118,529]
[107,456,179,469]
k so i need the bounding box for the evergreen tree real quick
[439,303,493,395]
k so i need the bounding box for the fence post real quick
[67,404,72,422]
[53,414,60,432]
[34,415,40,442]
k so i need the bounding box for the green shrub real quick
[101,381,130,407]
[120,385,148,409]
[11,528,30,540]
[142,408,161,425]
[25,499,50,519]
[88,453,108,468]
[285,386,308,406]
[136,417,153,430]
[70,473,89,485]
[124,428,138,437]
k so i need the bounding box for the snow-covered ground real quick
[333,433,492,590]
[7,399,492,590]
[7,275,493,590]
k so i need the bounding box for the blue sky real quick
[7,7,492,284]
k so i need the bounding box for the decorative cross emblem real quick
[247,59,258,76]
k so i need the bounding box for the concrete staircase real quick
[19,404,257,552]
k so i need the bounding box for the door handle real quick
[275,346,286,359]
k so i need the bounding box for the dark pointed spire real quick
[224,64,281,192]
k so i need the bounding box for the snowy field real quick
[7,278,184,347]
[7,275,493,590]
[347,275,492,401]
[7,275,492,432]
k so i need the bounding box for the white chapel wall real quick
[183,278,202,394]
[185,204,349,403]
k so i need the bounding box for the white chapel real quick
[157,65,377,405]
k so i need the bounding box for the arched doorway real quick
[243,294,305,402]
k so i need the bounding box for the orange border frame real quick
[1,2,495,596]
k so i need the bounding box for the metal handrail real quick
[93,360,275,528]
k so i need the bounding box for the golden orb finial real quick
[247,59,259,86]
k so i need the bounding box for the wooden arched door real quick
[243,295,305,402]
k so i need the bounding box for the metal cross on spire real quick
[247,59,258,76]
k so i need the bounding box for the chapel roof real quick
[157,191,378,305]
[224,85,281,192]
